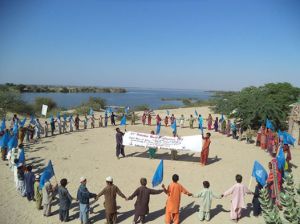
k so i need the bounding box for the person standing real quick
[115,128,125,159]
[58,178,73,222]
[162,174,192,224]
[147,113,152,126]
[24,165,35,201]
[207,114,213,130]
[198,115,203,135]
[75,114,80,130]
[110,112,117,126]
[127,178,164,224]
[222,175,253,222]
[99,115,103,127]
[104,113,109,127]
[96,176,127,224]
[214,117,219,132]
[17,164,26,196]
[131,112,136,125]
[252,181,262,217]
[34,174,43,210]
[50,117,55,136]
[164,116,169,127]
[42,180,57,217]
[189,115,194,129]
[193,181,222,221]
[77,177,97,224]
[179,115,185,128]
[200,133,211,166]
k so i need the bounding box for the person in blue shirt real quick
[77,177,97,224]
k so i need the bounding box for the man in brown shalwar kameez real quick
[96,176,127,224]
[127,178,164,224]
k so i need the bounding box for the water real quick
[21,88,213,109]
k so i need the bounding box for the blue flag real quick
[120,115,126,126]
[220,114,224,122]
[30,115,36,125]
[18,148,25,165]
[49,115,54,122]
[20,118,26,127]
[8,134,18,150]
[171,120,177,133]
[40,160,55,189]
[276,147,285,170]
[57,112,60,119]
[63,113,67,121]
[278,130,296,145]
[156,122,161,135]
[0,131,10,148]
[125,106,129,115]
[251,160,268,186]
[152,160,164,187]
[12,122,18,135]
[166,110,170,115]
[0,118,6,131]
[194,110,198,116]
[266,119,274,130]
[89,108,94,116]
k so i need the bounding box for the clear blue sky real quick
[0,0,299,90]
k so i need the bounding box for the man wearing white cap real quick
[96,176,127,224]
[77,177,97,224]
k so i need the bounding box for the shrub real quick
[34,97,57,112]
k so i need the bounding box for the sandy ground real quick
[1,106,299,224]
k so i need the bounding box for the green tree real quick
[213,83,300,130]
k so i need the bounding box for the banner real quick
[123,131,202,152]
[41,104,48,116]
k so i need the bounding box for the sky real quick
[0,0,299,91]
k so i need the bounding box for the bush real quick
[34,97,57,112]
[134,104,150,111]
[75,97,106,115]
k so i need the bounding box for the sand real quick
[1,106,299,224]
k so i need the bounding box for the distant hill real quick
[0,83,127,93]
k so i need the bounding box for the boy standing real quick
[193,181,222,221]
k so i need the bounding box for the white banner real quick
[41,104,48,116]
[123,131,202,152]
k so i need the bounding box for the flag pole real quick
[248,176,253,189]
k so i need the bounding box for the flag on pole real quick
[89,108,94,116]
[8,134,18,150]
[0,118,6,131]
[220,114,224,122]
[120,115,126,126]
[18,148,25,165]
[251,160,268,186]
[0,131,9,148]
[194,110,198,116]
[278,130,296,145]
[30,115,36,125]
[40,160,55,189]
[125,106,129,115]
[152,160,164,187]
[57,112,60,119]
[166,110,170,116]
[12,122,18,135]
[266,119,274,130]
[63,113,67,121]
[156,122,161,135]
[276,147,285,170]
[20,118,26,127]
